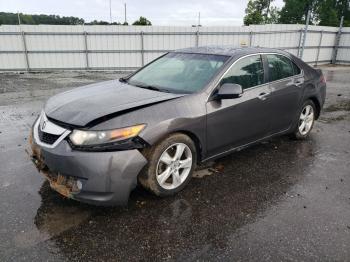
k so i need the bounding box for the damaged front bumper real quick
[29,131,148,206]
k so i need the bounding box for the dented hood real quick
[44,80,184,126]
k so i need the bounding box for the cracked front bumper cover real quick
[29,132,148,206]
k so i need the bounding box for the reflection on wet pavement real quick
[0,68,349,261]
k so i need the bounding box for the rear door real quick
[206,54,272,157]
[264,54,304,134]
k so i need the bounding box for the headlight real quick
[69,124,146,146]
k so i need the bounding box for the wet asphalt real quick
[0,67,349,261]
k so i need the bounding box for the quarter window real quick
[292,61,301,75]
[220,55,264,89]
[266,54,299,81]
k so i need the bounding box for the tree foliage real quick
[244,0,280,25]
[0,12,152,26]
[317,0,350,26]
[279,0,349,26]
[279,0,318,24]
[244,0,349,26]
[0,12,84,25]
[85,20,124,25]
[132,16,152,25]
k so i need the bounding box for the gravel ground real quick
[0,66,349,261]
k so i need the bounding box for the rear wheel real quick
[138,133,197,196]
[291,100,316,139]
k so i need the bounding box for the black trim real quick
[67,136,150,152]
[46,116,81,130]
[261,54,269,84]
[37,125,60,145]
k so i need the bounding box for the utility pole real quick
[124,3,127,24]
[198,12,201,27]
[17,11,21,25]
[109,0,112,24]
[299,9,311,59]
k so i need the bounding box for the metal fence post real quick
[140,31,145,66]
[331,16,344,64]
[315,30,323,66]
[300,9,311,59]
[83,31,89,69]
[297,29,303,57]
[21,31,30,71]
[195,30,199,47]
[249,31,253,47]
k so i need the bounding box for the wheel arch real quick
[144,129,204,163]
[307,96,321,120]
[175,130,203,163]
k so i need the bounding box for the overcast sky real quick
[1,0,285,26]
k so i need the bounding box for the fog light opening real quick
[71,179,83,193]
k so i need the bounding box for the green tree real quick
[278,0,349,26]
[266,6,280,23]
[0,12,84,25]
[334,0,350,25]
[245,0,349,26]
[132,16,152,26]
[244,0,279,25]
[317,0,339,26]
[279,0,317,24]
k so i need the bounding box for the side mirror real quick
[216,83,243,99]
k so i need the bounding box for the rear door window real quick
[266,54,296,82]
[220,55,264,90]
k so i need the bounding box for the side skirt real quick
[202,128,290,163]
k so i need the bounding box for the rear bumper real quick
[29,133,148,206]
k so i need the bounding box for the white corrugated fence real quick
[0,24,348,71]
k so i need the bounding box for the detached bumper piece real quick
[30,137,80,199]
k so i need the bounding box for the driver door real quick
[206,54,272,158]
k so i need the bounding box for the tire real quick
[138,133,197,197]
[290,99,316,140]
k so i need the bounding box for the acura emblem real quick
[41,120,46,131]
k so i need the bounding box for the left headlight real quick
[69,124,146,146]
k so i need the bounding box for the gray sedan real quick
[29,46,326,206]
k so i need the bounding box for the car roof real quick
[174,46,289,57]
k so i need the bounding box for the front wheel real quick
[138,133,197,196]
[291,100,316,139]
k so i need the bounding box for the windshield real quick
[127,52,229,94]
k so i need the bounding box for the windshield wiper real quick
[131,82,170,93]
[137,85,161,91]
[119,77,128,83]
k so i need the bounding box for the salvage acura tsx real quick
[29,46,326,206]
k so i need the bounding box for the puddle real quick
[193,163,225,178]
[193,168,214,178]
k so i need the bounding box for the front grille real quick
[38,126,60,145]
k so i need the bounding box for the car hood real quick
[44,80,185,127]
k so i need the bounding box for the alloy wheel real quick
[156,143,193,190]
[298,105,314,135]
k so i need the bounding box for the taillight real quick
[320,75,326,84]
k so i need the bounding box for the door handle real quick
[287,78,304,87]
[294,79,304,86]
[258,92,270,101]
